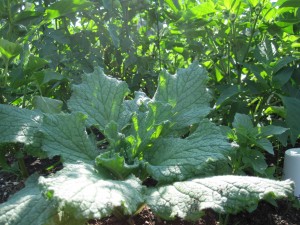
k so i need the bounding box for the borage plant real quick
[0,62,294,224]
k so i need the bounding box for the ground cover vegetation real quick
[0,0,300,224]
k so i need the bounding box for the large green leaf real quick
[146,175,293,221]
[145,120,231,183]
[68,67,130,130]
[0,175,58,225]
[153,62,211,131]
[0,104,41,145]
[40,113,98,163]
[39,163,145,221]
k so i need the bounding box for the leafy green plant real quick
[0,63,293,224]
[227,113,289,177]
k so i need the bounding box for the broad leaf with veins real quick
[146,176,293,221]
[68,67,130,130]
[39,163,144,220]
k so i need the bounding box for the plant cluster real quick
[0,0,300,224]
[0,63,294,224]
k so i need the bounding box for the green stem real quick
[18,157,29,178]
[241,13,259,63]
[227,42,231,84]
[253,95,268,125]
[155,0,162,71]
[12,146,29,178]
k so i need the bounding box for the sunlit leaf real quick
[44,0,92,21]
[0,39,22,60]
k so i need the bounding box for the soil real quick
[1,152,300,225]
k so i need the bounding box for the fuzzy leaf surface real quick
[40,113,98,163]
[39,163,144,221]
[146,175,294,221]
[32,96,63,114]
[153,62,211,131]
[0,104,41,145]
[68,67,130,130]
[0,175,57,225]
[145,120,231,183]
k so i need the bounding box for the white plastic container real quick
[283,148,300,199]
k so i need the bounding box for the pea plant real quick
[0,63,293,224]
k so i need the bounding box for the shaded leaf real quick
[40,113,98,163]
[33,96,63,114]
[145,120,231,183]
[0,104,41,145]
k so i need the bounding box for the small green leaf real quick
[272,67,294,88]
[242,149,268,175]
[24,55,48,74]
[272,56,295,74]
[264,106,286,118]
[233,113,254,130]
[146,176,293,221]
[108,23,120,48]
[165,0,181,12]
[95,152,140,179]
[292,42,300,48]
[257,125,289,137]
[216,85,240,106]
[32,70,65,85]
[0,39,22,60]
[255,138,274,155]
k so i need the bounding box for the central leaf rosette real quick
[66,62,229,182]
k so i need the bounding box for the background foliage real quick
[0,0,300,177]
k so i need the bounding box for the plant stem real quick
[241,11,259,63]
[155,0,162,71]
[18,157,29,178]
